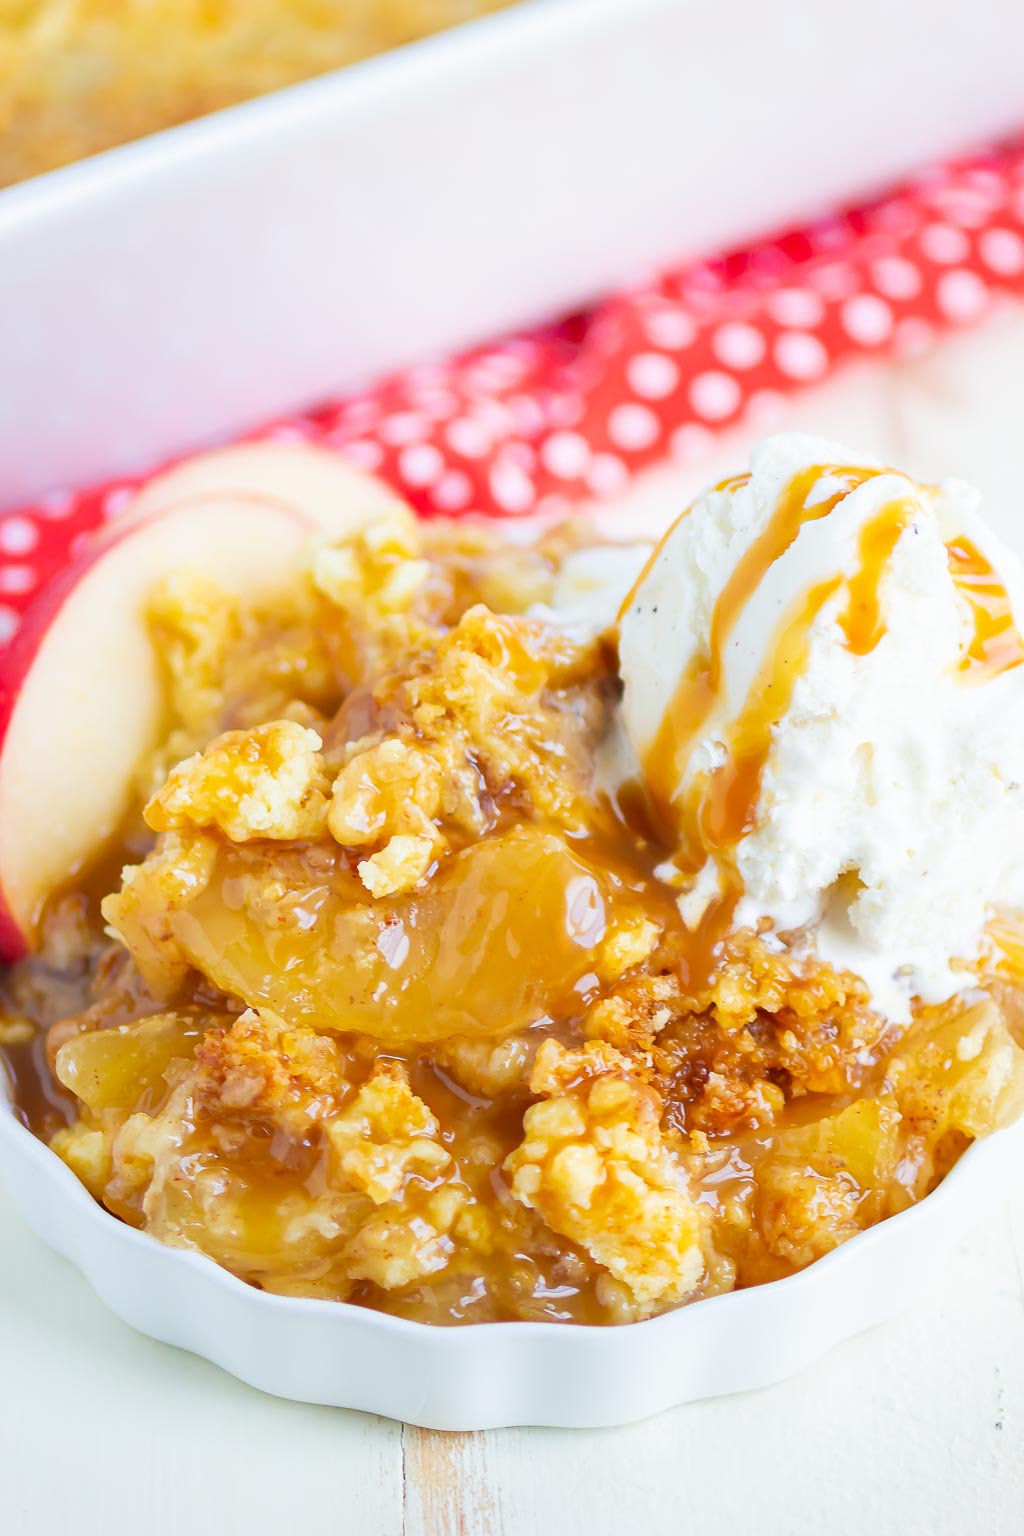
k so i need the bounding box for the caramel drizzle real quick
[615,473,754,629]
[946,536,1024,682]
[700,493,914,857]
[640,464,918,986]
[644,465,881,836]
[838,496,916,655]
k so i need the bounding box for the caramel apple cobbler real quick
[3,434,1024,1326]
[0,1,518,187]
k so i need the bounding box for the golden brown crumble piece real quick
[310,506,572,692]
[50,1123,113,1197]
[102,831,218,998]
[326,605,608,872]
[580,962,793,1135]
[598,915,662,980]
[629,933,897,1137]
[692,1072,786,1135]
[328,737,444,897]
[504,1039,710,1318]
[314,531,431,615]
[147,572,337,753]
[582,973,686,1069]
[148,573,244,739]
[146,719,331,842]
[312,507,444,688]
[355,835,437,899]
[341,1189,468,1291]
[431,1032,535,1099]
[324,1060,452,1205]
[194,1007,344,1131]
[699,931,881,1040]
[398,605,605,832]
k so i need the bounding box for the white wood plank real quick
[0,1182,405,1536]
[402,1428,505,1536]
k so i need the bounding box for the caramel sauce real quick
[614,472,754,631]
[637,465,894,985]
[642,466,880,832]
[699,575,844,856]
[837,496,915,655]
[946,536,1024,682]
[667,574,845,984]
[0,1027,78,1139]
[713,473,754,495]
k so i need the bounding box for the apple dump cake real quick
[2,433,1024,1326]
[0,0,517,187]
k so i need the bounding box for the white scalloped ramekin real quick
[2,1065,1019,1430]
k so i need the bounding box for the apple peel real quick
[121,441,408,538]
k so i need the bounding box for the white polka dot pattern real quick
[607,402,660,450]
[586,453,629,497]
[979,228,1024,275]
[774,332,828,381]
[0,518,39,557]
[712,323,766,370]
[626,352,680,400]
[936,269,989,322]
[5,142,1024,648]
[841,294,894,346]
[397,444,443,488]
[541,431,591,478]
[689,371,742,421]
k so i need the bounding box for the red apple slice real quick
[0,495,317,962]
[123,441,408,537]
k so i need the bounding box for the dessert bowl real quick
[2,437,1024,1429]
[1,1067,1018,1430]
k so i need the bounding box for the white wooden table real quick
[4,313,1024,1535]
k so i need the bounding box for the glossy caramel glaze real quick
[947,535,1024,682]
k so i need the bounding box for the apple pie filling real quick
[3,500,1024,1326]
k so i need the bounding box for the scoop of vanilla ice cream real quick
[618,432,1024,1021]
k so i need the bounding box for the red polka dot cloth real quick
[3,138,1024,646]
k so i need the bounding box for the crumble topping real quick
[325,1061,452,1204]
[194,1008,342,1129]
[101,832,218,998]
[146,719,331,843]
[505,1040,709,1315]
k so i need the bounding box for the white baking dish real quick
[2,0,1024,509]
[0,1061,1017,1430]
